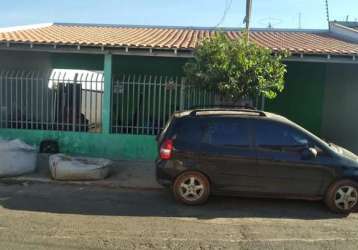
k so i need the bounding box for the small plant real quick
[184,33,289,104]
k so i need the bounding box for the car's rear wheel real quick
[173,171,210,205]
[325,179,358,214]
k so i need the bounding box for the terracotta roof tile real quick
[0,23,358,55]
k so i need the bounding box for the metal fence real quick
[0,70,217,135]
[111,74,217,135]
[0,70,104,132]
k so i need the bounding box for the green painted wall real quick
[112,55,188,76]
[102,54,113,133]
[266,62,327,136]
[51,53,104,70]
[51,53,188,76]
[321,64,358,153]
[0,129,157,160]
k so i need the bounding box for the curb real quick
[0,176,164,191]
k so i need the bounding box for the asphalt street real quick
[0,181,357,249]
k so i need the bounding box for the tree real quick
[183,33,289,104]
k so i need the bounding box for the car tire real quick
[173,171,210,205]
[325,179,358,214]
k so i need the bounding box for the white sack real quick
[49,154,111,181]
[0,139,37,177]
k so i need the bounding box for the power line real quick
[215,0,233,27]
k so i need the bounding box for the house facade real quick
[0,22,357,160]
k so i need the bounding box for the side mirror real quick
[301,147,318,160]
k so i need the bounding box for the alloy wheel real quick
[334,185,358,210]
[178,176,205,202]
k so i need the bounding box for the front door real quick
[253,119,334,197]
[199,117,259,192]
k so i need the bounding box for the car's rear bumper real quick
[155,157,194,188]
[155,159,174,188]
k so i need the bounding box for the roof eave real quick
[285,53,358,64]
[1,41,357,64]
[0,41,195,58]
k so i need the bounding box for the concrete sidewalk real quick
[0,154,163,190]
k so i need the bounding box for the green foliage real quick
[183,33,289,102]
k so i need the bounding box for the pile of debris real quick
[49,154,111,181]
[0,139,37,177]
[0,138,112,181]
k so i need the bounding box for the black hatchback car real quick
[156,108,358,214]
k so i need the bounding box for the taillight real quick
[160,139,173,160]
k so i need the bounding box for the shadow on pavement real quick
[0,182,346,220]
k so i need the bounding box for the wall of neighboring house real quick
[321,63,358,153]
[267,61,358,154]
[266,61,327,136]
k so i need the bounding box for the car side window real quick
[202,118,250,147]
[254,120,310,150]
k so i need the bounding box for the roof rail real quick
[190,105,257,110]
[189,108,266,117]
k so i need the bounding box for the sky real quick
[0,0,357,30]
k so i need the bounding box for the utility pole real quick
[244,0,253,41]
[325,0,330,28]
[298,12,302,29]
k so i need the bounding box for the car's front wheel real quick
[325,179,358,214]
[173,171,210,205]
